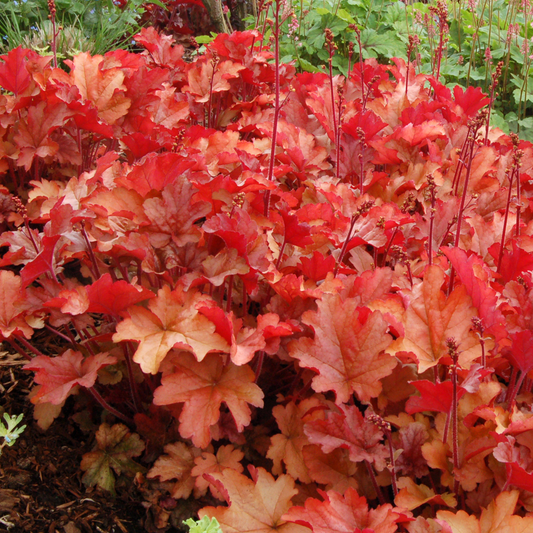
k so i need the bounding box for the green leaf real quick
[184,516,224,533]
[336,8,356,24]
[196,33,218,44]
[81,423,145,496]
[298,57,323,73]
[0,413,26,451]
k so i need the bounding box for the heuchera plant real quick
[2,23,533,532]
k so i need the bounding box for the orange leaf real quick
[284,487,405,533]
[387,265,479,373]
[288,294,395,403]
[437,490,533,533]
[147,441,203,499]
[24,350,117,405]
[69,52,130,124]
[192,444,245,499]
[394,477,456,511]
[0,270,32,339]
[199,467,309,533]
[113,286,230,374]
[153,352,264,449]
[267,398,325,483]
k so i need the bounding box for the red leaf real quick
[299,252,336,282]
[113,285,229,374]
[24,350,117,405]
[452,85,490,119]
[86,274,155,317]
[284,487,405,533]
[20,234,61,288]
[304,404,389,470]
[505,461,533,493]
[118,153,196,197]
[288,294,395,403]
[153,352,264,448]
[442,247,506,342]
[0,46,37,96]
[502,330,533,374]
[405,380,456,414]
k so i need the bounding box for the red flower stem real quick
[384,426,398,496]
[451,361,459,497]
[207,57,219,129]
[359,145,365,193]
[88,386,133,425]
[427,175,436,266]
[449,130,477,295]
[80,329,97,356]
[442,409,451,445]
[381,226,399,267]
[226,275,234,313]
[254,350,266,383]
[335,95,343,182]
[14,334,46,358]
[124,342,142,413]
[516,172,521,238]
[242,288,248,318]
[275,239,286,270]
[496,167,516,274]
[5,338,33,361]
[80,221,101,279]
[263,2,281,217]
[506,366,518,403]
[333,215,357,277]
[364,459,386,504]
[507,370,525,410]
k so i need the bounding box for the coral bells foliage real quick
[4,26,533,531]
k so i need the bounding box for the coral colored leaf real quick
[267,398,324,483]
[304,404,389,470]
[435,510,479,533]
[505,461,533,493]
[299,252,336,282]
[113,285,230,374]
[153,352,263,449]
[68,52,130,123]
[80,423,145,496]
[271,205,314,248]
[24,350,117,405]
[14,100,75,170]
[502,330,533,374]
[442,247,506,341]
[0,46,35,95]
[405,380,456,414]
[142,180,212,248]
[147,441,203,499]
[394,477,456,511]
[437,490,533,533]
[302,446,358,493]
[288,294,395,403]
[85,273,155,317]
[20,235,61,288]
[0,270,33,339]
[118,153,196,197]
[387,265,478,373]
[192,444,245,499]
[199,467,309,533]
[185,60,246,103]
[283,487,403,533]
[133,27,186,68]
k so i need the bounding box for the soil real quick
[0,351,179,533]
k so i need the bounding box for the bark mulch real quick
[0,352,195,533]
